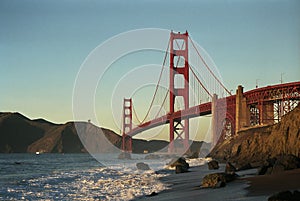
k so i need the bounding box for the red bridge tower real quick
[169,31,190,153]
[122,98,132,152]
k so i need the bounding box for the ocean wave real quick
[1,165,168,200]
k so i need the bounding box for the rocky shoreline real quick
[137,104,300,200]
[135,160,300,201]
[136,162,265,201]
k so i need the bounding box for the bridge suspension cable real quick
[189,64,213,98]
[188,36,232,96]
[155,88,169,118]
[131,38,170,124]
[131,103,142,124]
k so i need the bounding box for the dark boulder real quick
[258,155,300,175]
[224,173,238,182]
[235,161,262,171]
[293,190,300,198]
[208,160,219,170]
[175,165,189,174]
[146,192,158,197]
[268,190,300,201]
[272,155,300,174]
[258,165,270,175]
[201,173,226,188]
[136,162,151,170]
[201,172,237,188]
[225,162,236,174]
[169,157,189,174]
[168,157,189,167]
[257,157,275,175]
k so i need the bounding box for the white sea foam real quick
[187,157,210,167]
[1,154,210,200]
[3,163,169,200]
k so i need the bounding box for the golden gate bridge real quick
[121,31,300,154]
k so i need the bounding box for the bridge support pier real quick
[211,94,218,148]
[260,102,274,125]
[235,85,250,133]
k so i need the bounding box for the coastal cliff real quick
[209,105,300,165]
[209,104,300,166]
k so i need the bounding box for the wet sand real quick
[243,168,300,196]
[136,164,268,201]
[136,165,300,201]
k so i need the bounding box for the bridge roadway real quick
[128,102,213,137]
[126,81,300,137]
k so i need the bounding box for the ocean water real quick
[0,153,173,200]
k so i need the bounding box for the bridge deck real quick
[126,81,300,137]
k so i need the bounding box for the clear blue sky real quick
[1,0,300,139]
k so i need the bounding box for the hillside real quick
[0,112,206,154]
[208,104,300,166]
[0,112,50,153]
[0,112,133,153]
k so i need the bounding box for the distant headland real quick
[0,112,205,154]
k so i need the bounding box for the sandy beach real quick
[136,164,300,201]
[244,168,300,196]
